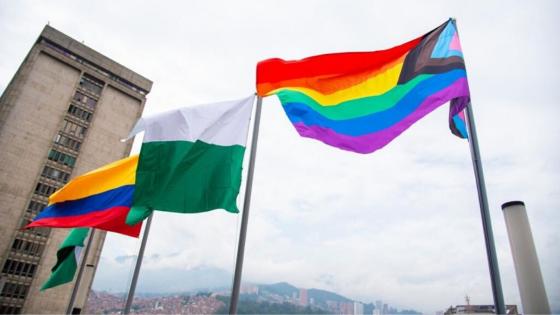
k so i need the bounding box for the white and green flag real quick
[41,228,89,291]
[126,95,255,224]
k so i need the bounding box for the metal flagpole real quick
[229,95,263,315]
[66,228,96,314]
[464,102,506,314]
[123,213,154,314]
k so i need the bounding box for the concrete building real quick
[0,25,152,314]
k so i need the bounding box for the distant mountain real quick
[258,282,299,297]
[307,288,351,303]
[257,282,351,304]
[94,265,232,293]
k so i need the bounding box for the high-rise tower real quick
[0,25,152,314]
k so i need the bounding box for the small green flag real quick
[41,228,89,291]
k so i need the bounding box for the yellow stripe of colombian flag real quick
[48,155,138,205]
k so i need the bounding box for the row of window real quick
[72,91,97,109]
[26,200,46,213]
[34,182,57,197]
[19,225,50,238]
[68,104,93,122]
[0,282,29,299]
[54,133,82,152]
[41,165,70,183]
[11,239,43,257]
[0,306,21,314]
[2,260,36,279]
[79,74,104,95]
[48,149,76,167]
[61,120,87,138]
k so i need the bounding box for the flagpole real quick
[123,213,154,315]
[229,95,263,315]
[464,102,506,314]
[65,228,96,314]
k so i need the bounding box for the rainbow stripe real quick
[257,19,470,153]
[26,155,142,237]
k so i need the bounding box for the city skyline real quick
[1,1,558,314]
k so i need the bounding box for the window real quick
[79,74,104,95]
[68,104,93,122]
[11,238,43,257]
[0,281,29,299]
[27,200,46,213]
[24,227,50,238]
[54,133,81,151]
[48,149,76,167]
[85,97,97,109]
[34,182,57,197]
[61,120,87,138]
[73,91,98,109]
[0,306,21,314]
[73,91,86,102]
[42,165,70,183]
[1,260,36,278]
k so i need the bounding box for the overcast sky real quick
[1,1,559,314]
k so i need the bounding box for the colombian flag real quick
[26,156,142,237]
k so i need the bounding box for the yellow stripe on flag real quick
[48,155,138,205]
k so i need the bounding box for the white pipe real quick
[502,201,550,314]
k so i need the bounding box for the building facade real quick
[444,304,519,314]
[0,25,152,314]
[353,301,364,315]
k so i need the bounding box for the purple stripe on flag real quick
[293,78,470,154]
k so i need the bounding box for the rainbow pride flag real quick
[257,19,470,154]
[26,156,142,237]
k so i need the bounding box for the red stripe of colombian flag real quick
[25,155,142,237]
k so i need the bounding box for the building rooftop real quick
[39,25,153,94]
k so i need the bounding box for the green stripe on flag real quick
[41,228,89,291]
[133,140,246,215]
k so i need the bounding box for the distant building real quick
[240,284,259,294]
[354,301,364,315]
[299,288,308,305]
[339,301,354,314]
[444,304,519,314]
[376,300,383,315]
[0,25,151,314]
[383,303,389,315]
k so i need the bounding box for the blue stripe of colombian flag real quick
[28,186,140,237]
[33,185,134,219]
[26,155,142,237]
